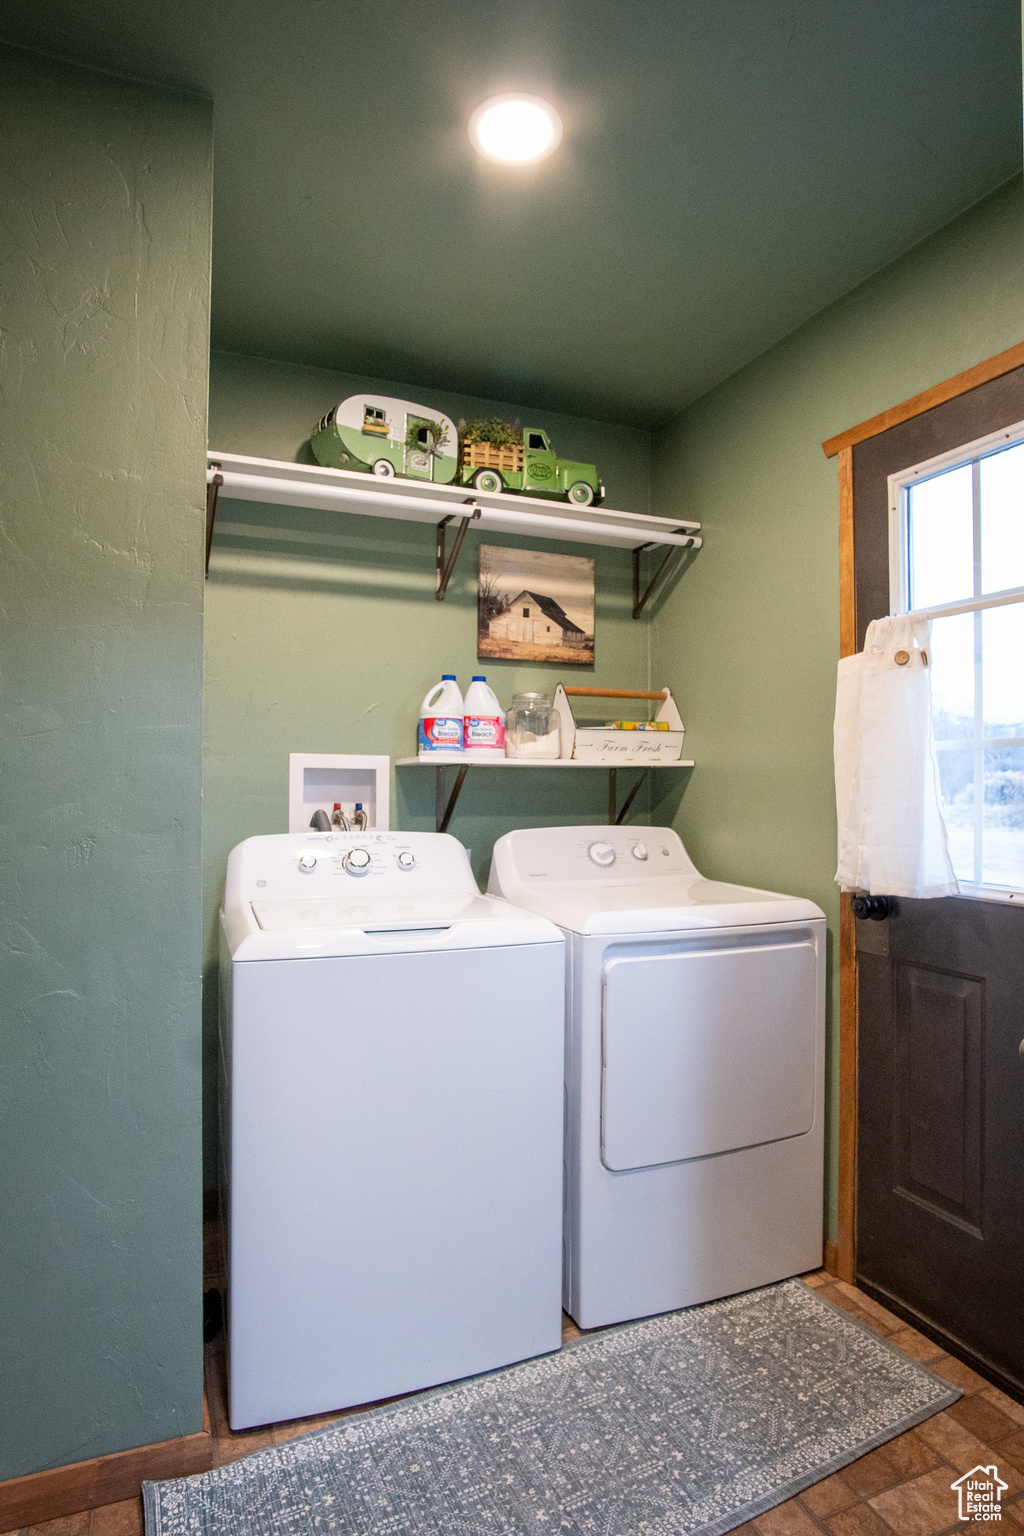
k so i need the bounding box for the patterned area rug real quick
[144,1279,960,1536]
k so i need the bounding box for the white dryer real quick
[220,830,564,1430]
[488,825,826,1330]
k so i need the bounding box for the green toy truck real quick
[457,422,605,506]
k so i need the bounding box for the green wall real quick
[203,352,667,1183]
[0,48,211,1475]
[650,176,1024,1242]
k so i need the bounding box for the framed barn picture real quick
[477,544,595,666]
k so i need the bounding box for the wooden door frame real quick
[821,339,1024,1283]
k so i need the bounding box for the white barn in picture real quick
[489,590,588,648]
[478,543,594,664]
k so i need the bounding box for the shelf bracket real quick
[632,535,697,619]
[609,767,650,825]
[435,502,482,600]
[205,467,223,578]
[436,763,469,833]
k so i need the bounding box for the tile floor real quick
[7,1232,1023,1536]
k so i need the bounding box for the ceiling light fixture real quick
[468,93,562,165]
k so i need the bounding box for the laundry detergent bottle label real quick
[419,715,464,752]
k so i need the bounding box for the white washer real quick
[488,825,826,1330]
[220,830,565,1430]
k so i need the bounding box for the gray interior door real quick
[852,367,1024,1400]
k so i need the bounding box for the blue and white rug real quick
[145,1279,959,1536]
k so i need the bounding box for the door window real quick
[889,423,1024,895]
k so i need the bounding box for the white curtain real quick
[834,614,959,898]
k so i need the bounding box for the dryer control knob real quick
[632,843,649,861]
[343,848,372,875]
[589,841,615,867]
[297,853,317,872]
[397,851,416,870]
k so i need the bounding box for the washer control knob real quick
[397,851,416,870]
[632,843,649,861]
[297,853,317,873]
[588,841,615,867]
[343,848,372,875]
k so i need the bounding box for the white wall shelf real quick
[395,757,694,832]
[205,450,701,611]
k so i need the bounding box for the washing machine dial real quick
[631,843,649,861]
[297,853,317,873]
[588,842,615,867]
[343,847,372,875]
[396,851,416,870]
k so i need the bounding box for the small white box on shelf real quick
[288,753,390,833]
[552,685,685,764]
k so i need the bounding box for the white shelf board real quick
[396,757,694,767]
[207,451,701,551]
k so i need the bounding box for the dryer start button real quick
[588,842,615,867]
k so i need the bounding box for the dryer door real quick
[601,935,817,1171]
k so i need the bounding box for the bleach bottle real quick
[418,675,465,756]
[463,676,505,759]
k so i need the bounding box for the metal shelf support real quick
[435,502,481,600]
[632,535,698,619]
[206,466,223,577]
[608,767,651,825]
[435,763,469,832]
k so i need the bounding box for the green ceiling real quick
[2,1,1021,424]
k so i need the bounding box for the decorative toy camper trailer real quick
[311,395,460,484]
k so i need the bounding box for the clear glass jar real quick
[505,692,561,759]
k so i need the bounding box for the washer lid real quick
[225,889,561,960]
[252,891,503,932]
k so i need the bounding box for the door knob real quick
[851,894,893,921]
